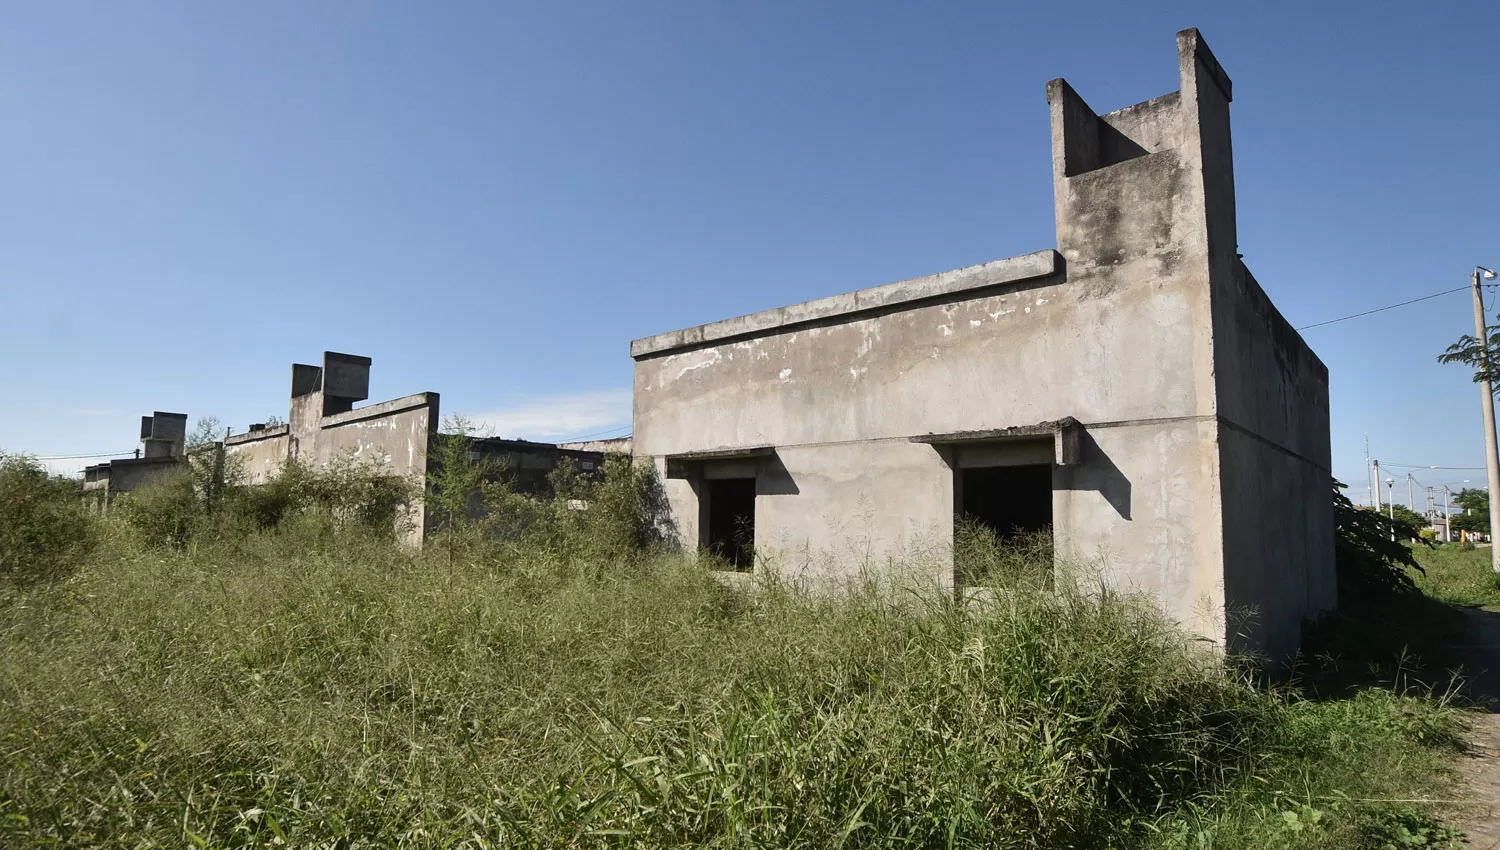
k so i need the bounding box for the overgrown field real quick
[1412,542,1500,608]
[0,451,1477,848]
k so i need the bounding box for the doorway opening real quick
[706,477,756,569]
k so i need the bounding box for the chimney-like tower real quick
[1047,28,1236,296]
[139,411,188,459]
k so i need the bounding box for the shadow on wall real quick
[1058,428,1132,521]
[759,451,799,496]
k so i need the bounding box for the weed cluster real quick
[0,453,97,584]
[0,461,1475,848]
[0,533,1468,849]
[112,451,416,550]
[425,420,673,569]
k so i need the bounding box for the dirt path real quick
[1449,609,1500,846]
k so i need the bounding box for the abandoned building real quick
[223,351,610,541]
[82,411,188,510]
[630,29,1334,657]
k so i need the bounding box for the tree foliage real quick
[1378,502,1426,530]
[1450,487,1490,536]
[1332,480,1426,600]
[1438,313,1500,386]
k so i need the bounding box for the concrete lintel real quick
[665,446,774,462]
[630,249,1060,359]
[319,392,437,429]
[225,425,290,446]
[910,417,1083,466]
[664,446,773,479]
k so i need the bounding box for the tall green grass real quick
[0,525,1466,849]
[1411,542,1500,609]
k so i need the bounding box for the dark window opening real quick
[957,463,1054,588]
[960,464,1053,539]
[706,477,756,570]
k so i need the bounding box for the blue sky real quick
[3,1,1498,502]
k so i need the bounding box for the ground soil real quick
[1451,608,1500,847]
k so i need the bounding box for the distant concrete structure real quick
[83,412,188,509]
[225,352,440,542]
[468,437,616,492]
[225,351,615,542]
[630,29,1334,657]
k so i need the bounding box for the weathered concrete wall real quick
[315,394,437,476]
[1212,262,1335,656]
[631,28,1334,657]
[559,437,634,454]
[225,426,290,485]
[633,252,1207,448]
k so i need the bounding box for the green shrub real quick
[114,451,417,550]
[0,453,96,584]
[112,467,201,548]
[546,453,675,561]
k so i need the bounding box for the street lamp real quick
[1386,477,1396,542]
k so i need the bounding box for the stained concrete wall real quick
[631,28,1333,658]
[559,437,634,455]
[225,426,290,485]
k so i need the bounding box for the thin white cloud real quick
[463,388,632,442]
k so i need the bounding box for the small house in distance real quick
[629,29,1334,658]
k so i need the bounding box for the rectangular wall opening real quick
[960,464,1053,539]
[956,462,1054,589]
[706,477,756,570]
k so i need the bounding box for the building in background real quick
[224,351,611,542]
[629,29,1334,658]
[82,412,188,510]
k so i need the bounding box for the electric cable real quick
[1297,283,1498,331]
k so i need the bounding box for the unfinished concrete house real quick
[630,29,1334,657]
[224,351,612,541]
[83,412,188,510]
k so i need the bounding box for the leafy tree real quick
[1451,488,1490,536]
[1439,312,1500,386]
[1379,502,1426,530]
[1333,480,1425,599]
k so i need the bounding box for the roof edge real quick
[630,249,1061,359]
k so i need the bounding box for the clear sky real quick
[3,1,1498,503]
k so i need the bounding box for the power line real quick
[1296,284,1497,331]
[27,450,136,461]
[559,424,633,443]
[1380,463,1488,471]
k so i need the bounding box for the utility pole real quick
[1470,265,1500,570]
[1408,473,1415,512]
[1445,486,1453,543]
[1427,486,1435,521]
[1373,459,1382,514]
[1365,435,1374,507]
